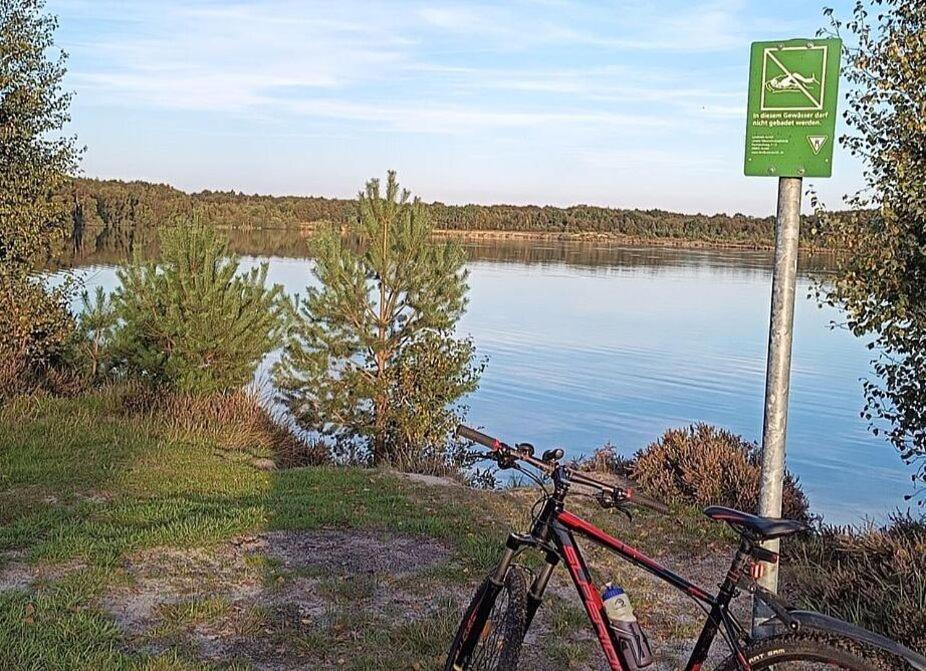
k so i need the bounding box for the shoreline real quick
[430,228,779,251]
[430,228,836,254]
[260,222,834,253]
[68,222,836,257]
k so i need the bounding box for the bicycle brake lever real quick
[594,492,631,520]
[496,451,518,469]
[597,491,633,521]
[617,503,633,522]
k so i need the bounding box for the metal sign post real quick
[744,38,841,631]
[754,175,802,624]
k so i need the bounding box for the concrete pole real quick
[752,176,802,631]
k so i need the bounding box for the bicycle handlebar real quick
[456,424,508,451]
[456,424,670,515]
[457,424,554,474]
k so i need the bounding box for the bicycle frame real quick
[488,497,753,671]
[453,426,926,671]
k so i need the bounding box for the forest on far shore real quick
[67,177,806,254]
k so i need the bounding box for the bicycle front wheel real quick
[715,633,885,670]
[443,566,528,671]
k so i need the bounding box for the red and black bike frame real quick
[450,426,759,671]
[490,494,755,671]
[451,426,926,671]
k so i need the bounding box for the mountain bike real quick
[444,425,926,671]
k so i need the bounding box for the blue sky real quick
[52,0,860,215]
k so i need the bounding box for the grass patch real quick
[149,596,232,640]
[783,513,926,653]
[0,388,523,668]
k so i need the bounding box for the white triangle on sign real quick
[807,135,827,154]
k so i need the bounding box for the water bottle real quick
[602,583,653,669]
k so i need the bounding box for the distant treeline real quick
[64,177,828,263]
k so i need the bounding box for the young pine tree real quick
[275,172,483,471]
[76,286,117,380]
[111,220,286,394]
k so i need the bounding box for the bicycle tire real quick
[714,632,888,670]
[443,566,529,671]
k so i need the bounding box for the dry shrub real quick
[0,356,86,401]
[784,513,926,654]
[118,384,328,467]
[630,424,810,521]
[385,436,495,487]
[389,450,466,481]
[567,443,632,476]
[0,358,35,400]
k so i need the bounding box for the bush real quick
[784,513,926,654]
[630,424,810,521]
[110,221,286,394]
[381,331,483,476]
[0,0,81,397]
[812,2,926,501]
[567,443,632,475]
[74,286,117,381]
[0,277,80,399]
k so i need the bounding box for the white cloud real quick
[64,0,751,132]
[65,1,412,111]
[63,0,767,118]
[57,0,856,213]
[414,0,793,53]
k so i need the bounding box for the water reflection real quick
[56,225,838,274]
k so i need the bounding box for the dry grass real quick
[572,426,925,656]
[0,357,87,401]
[566,443,632,475]
[116,383,328,467]
[784,512,926,654]
[0,358,35,399]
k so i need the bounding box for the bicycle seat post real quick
[720,539,751,602]
[688,540,751,664]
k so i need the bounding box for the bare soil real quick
[0,552,32,593]
[519,551,736,671]
[0,551,86,593]
[100,529,452,669]
[3,515,746,669]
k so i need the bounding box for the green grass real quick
[0,389,527,669]
[0,388,735,669]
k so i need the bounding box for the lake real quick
[62,235,914,525]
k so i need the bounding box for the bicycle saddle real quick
[704,506,809,541]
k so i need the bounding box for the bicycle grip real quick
[456,424,505,451]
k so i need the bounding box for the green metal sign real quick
[744,38,841,177]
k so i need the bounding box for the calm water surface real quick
[65,237,914,524]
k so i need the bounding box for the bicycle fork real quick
[489,530,560,627]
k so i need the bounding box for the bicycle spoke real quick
[468,590,510,671]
